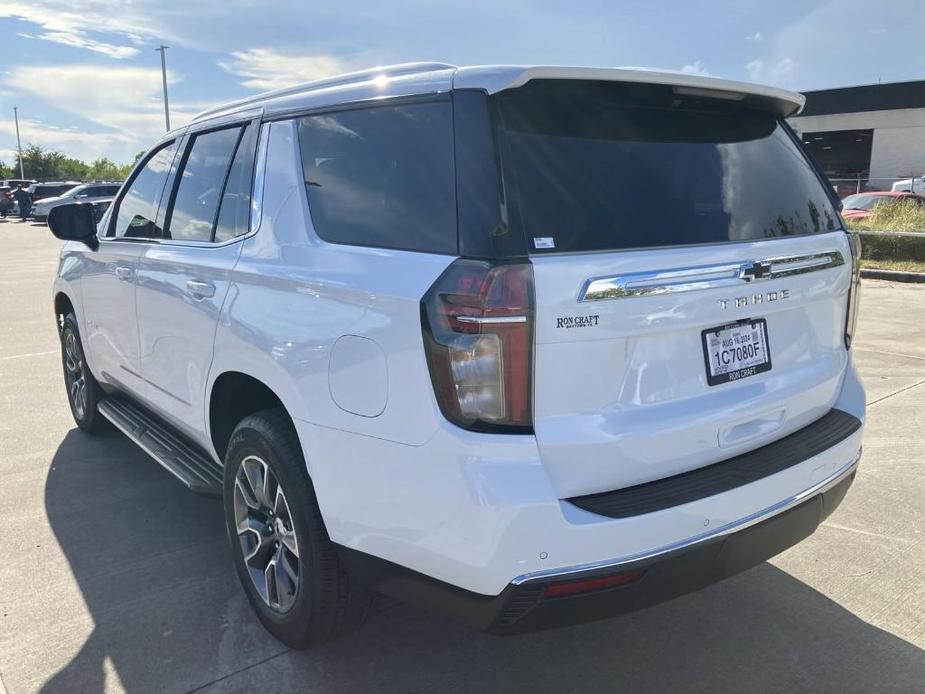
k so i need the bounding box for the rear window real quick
[297,99,457,254]
[494,80,841,254]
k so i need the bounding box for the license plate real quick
[701,319,771,386]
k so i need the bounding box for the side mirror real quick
[48,203,99,250]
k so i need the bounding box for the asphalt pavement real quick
[0,219,922,693]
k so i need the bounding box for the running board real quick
[98,396,223,497]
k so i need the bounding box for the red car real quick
[841,191,925,221]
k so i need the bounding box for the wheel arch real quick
[54,290,75,331]
[208,371,298,462]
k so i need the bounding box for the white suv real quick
[48,63,865,647]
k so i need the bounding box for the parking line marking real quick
[855,347,925,362]
[868,378,925,406]
[0,349,57,361]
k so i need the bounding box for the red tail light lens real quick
[421,259,534,433]
[845,232,861,349]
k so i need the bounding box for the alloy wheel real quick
[233,455,301,612]
[63,330,88,419]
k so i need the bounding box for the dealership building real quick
[788,79,925,189]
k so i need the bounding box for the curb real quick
[861,268,925,283]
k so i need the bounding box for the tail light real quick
[421,259,534,433]
[845,232,861,349]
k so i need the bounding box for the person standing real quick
[13,185,31,221]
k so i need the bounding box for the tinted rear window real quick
[297,99,457,254]
[495,80,841,254]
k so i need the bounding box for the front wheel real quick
[60,312,108,433]
[223,409,370,648]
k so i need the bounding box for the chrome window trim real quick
[249,122,271,235]
[511,448,861,586]
[579,250,845,302]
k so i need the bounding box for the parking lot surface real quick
[0,219,923,693]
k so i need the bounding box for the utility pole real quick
[155,45,171,131]
[13,106,24,178]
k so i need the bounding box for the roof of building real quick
[192,62,805,124]
[799,79,925,117]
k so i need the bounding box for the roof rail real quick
[192,62,457,122]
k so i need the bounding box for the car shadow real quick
[42,428,925,693]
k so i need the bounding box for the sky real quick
[0,0,923,166]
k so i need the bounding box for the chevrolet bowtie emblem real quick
[740,261,773,281]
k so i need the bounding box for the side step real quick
[98,396,223,497]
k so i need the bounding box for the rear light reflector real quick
[543,569,646,598]
[421,259,534,433]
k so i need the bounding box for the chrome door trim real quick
[578,250,845,302]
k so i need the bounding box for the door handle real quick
[115,265,134,281]
[186,280,216,299]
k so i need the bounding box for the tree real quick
[86,157,122,181]
[13,143,133,181]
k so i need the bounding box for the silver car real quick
[31,182,121,221]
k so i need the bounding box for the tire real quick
[223,408,371,648]
[60,312,109,434]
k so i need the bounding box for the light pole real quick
[155,45,171,131]
[13,106,24,178]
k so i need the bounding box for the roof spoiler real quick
[453,66,805,118]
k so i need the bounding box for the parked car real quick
[28,181,80,203]
[31,182,122,222]
[47,63,865,648]
[0,186,14,217]
[840,191,925,221]
[1,178,37,189]
[87,197,114,224]
[892,175,925,194]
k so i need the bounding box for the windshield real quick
[841,193,894,211]
[494,80,841,254]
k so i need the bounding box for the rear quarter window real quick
[297,99,457,254]
[495,80,841,254]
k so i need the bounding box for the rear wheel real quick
[60,312,108,434]
[223,408,370,648]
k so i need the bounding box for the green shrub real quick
[846,199,925,232]
[857,231,925,263]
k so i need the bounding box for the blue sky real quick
[1,0,922,165]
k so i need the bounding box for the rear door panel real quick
[531,231,851,498]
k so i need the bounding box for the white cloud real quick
[745,31,764,42]
[746,57,798,85]
[680,61,711,77]
[218,48,348,91]
[4,64,198,161]
[29,31,139,59]
[0,6,145,58]
[0,119,126,163]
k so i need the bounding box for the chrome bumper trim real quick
[511,448,861,586]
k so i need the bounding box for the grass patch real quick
[861,258,925,274]
[846,199,925,232]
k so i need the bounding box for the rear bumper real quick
[300,355,866,598]
[338,458,857,633]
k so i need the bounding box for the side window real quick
[297,100,457,254]
[112,140,179,239]
[165,126,242,242]
[214,124,258,243]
